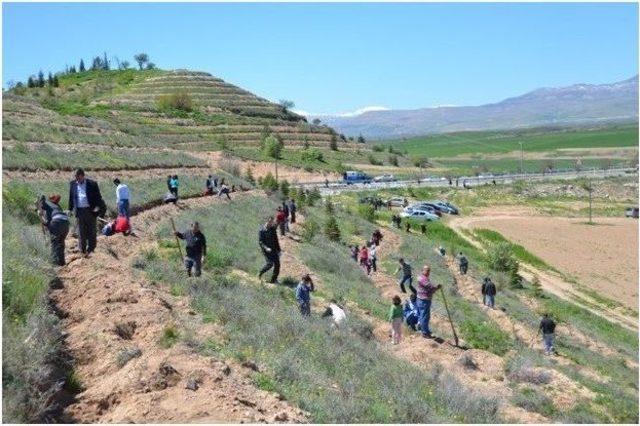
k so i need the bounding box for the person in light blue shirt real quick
[114,178,130,218]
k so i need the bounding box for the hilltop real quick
[319,76,639,139]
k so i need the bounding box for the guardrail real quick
[292,167,637,195]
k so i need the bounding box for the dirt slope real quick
[51,195,306,423]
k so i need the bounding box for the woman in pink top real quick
[359,245,371,275]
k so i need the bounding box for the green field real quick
[382,124,639,158]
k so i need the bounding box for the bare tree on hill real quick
[134,53,149,70]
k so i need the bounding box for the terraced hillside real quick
[3,69,366,177]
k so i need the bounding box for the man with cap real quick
[68,168,106,256]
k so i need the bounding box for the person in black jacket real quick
[481,277,497,308]
[175,222,207,277]
[539,314,557,355]
[258,216,281,283]
[68,168,106,256]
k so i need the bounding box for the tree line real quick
[10,52,155,90]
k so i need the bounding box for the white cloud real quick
[294,105,390,118]
[338,106,390,117]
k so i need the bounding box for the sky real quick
[2,2,638,115]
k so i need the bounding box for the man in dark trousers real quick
[68,168,106,256]
[539,314,557,355]
[175,222,207,277]
[38,194,70,266]
[481,277,497,308]
[258,216,281,283]
[458,252,469,275]
[288,198,297,224]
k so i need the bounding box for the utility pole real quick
[519,142,524,180]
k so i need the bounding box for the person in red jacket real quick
[276,207,287,236]
[359,245,370,275]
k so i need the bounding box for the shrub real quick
[487,242,519,274]
[301,147,324,162]
[357,204,376,222]
[263,135,282,159]
[260,172,279,192]
[301,218,320,242]
[159,325,180,348]
[531,275,544,298]
[368,154,383,166]
[156,89,193,112]
[324,215,341,242]
[307,188,322,206]
[279,180,290,197]
[372,145,385,152]
[388,154,399,166]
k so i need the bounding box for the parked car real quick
[413,202,443,216]
[373,174,397,183]
[433,200,459,215]
[343,171,372,184]
[400,208,440,221]
[408,203,442,217]
[626,207,639,218]
[386,197,408,207]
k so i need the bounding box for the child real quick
[389,295,403,344]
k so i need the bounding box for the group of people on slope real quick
[349,229,383,275]
[389,262,442,343]
[204,175,232,200]
[39,168,130,265]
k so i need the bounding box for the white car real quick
[400,208,439,221]
[373,174,397,183]
[386,197,407,207]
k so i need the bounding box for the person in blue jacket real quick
[403,293,419,331]
[295,274,315,316]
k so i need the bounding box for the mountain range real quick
[314,76,639,140]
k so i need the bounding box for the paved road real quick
[294,167,637,195]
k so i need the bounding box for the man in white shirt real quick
[322,300,347,328]
[113,178,130,218]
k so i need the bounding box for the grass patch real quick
[473,228,555,271]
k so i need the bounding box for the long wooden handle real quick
[440,285,459,347]
[170,218,184,261]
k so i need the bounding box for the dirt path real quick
[51,194,307,423]
[447,214,638,331]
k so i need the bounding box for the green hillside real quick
[3,68,366,174]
